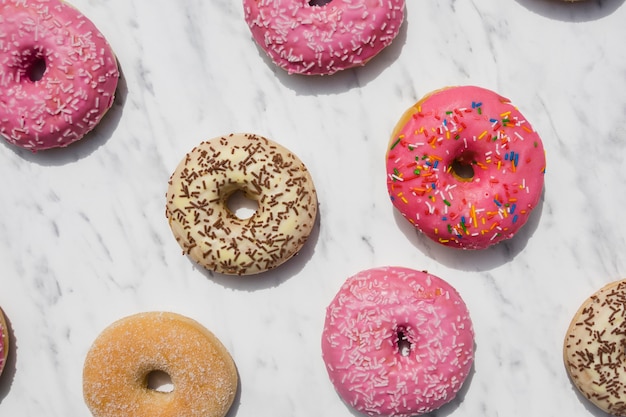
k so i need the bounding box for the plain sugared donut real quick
[0,0,119,151]
[321,266,474,416]
[386,86,546,250]
[243,0,406,75]
[564,279,626,416]
[166,133,318,275]
[0,307,8,378]
[83,312,238,417]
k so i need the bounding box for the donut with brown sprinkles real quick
[165,133,318,275]
[564,279,626,416]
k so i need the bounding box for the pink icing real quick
[243,0,405,76]
[0,313,6,376]
[321,267,474,416]
[0,0,119,151]
[386,86,546,250]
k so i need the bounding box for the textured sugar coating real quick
[165,133,318,275]
[386,86,546,249]
[321,267,474,416]
[0,0,119,151]
[83,312,238,417]
[243,0,406,75]
[564,280,626,416]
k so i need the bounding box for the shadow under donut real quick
[567,380,614,417]
[392,188,546,272]
[7,61,128,166]
[514,0,625,21]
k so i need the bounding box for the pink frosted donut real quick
[0,0,119,151]
[386,86,546,250]
[321,267,474,416]
[243,0,406,75]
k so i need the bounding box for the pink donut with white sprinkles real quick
[321,267,474,416]
[386,86,546,249]
[243,0,406,75]
[0,0,119,151]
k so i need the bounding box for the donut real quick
[0,307,8,378]
[386,85,546,250]
[83,312,238,417]
[563,279,626,416]
[0,0,119,151]
[243,0,406,75]
[321,266,474,416]
[166,133,318,275]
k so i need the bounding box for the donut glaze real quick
[0,0,119,151]
[386,86,546,249]
[321,267,474,416]
[243,0,405,75]
[166,133,318,275]
[0,308,8,377]
[83,312,238,417]
[564,279,626,416]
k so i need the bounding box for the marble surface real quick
[1,0,626,416]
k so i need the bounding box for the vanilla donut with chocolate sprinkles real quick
[83,312,238,417]
[166,133,318,275]
[563,279,626,416]
[0,0,119,151]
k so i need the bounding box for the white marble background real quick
[1,0,626,416]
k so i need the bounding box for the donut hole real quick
[226,190,259,220]
[396,328,412,357]
[146,370,174,393]
[308,0,333,6]
[26,56,47,82]
[17,48,47,82]
[450,158,475,181]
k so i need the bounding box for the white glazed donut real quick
[166,133,318,275]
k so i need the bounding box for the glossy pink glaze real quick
[0,0,119,151]
[386,86,546,250]
[321,267,474,416]
[243,0,405,75]
[0,333,4,376]
[0,309,7,377]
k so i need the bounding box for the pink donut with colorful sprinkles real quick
[386,86,546,250]
[243,0,406,75]
[0,0,119,151]
[321,266,474,416]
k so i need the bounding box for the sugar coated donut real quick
[563,279,626,416]
[0,0,119,151]
[166,133,318,275]
[386,85,546,250]
[321,266,474,416]
[83,311,238,417]
[243,0,406,75]
[0,307,8,377]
